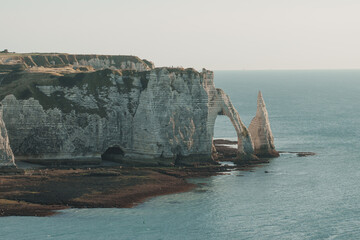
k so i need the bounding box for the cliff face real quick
[248,91,279,157]
[0,53,260,166]
[0,104,15,168]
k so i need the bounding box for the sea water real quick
[1,70,360,240]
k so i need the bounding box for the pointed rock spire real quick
[248,91,279,158]
[257,91,265,110]
[0,104,16,169]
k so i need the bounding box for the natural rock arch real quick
[207,88,257,161]
[0,60,262,166]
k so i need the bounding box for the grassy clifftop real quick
[0,53,154,70]
[0,53,208,118]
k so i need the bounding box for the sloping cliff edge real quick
[0,53,277,167]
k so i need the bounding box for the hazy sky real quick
[1,0,360,70]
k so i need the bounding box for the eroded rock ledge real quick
[0,53,277,166]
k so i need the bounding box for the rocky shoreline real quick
[0,141,268,217]
[0,139,315,217]
[0,164,238,217]
[0,53,313,217]
[0,53,281,167]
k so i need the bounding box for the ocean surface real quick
[2,70,360,240]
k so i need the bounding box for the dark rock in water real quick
[194,189,208,193]
[0,166,24,175]
[213,139,237,145]
[297,152,316,157]
[278,151,316,157]
[213,145,238,159]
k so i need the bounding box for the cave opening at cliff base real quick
[101,146,125,162]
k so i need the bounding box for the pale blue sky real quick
[1,0,359,70]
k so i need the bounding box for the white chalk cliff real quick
[0,53,276,166]
[248,91,279,157]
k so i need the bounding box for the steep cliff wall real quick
[0,104,16,168]
[0,53,258,166]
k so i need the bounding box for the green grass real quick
[0,53,150,69]
[164,67,199,76]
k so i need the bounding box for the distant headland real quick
[0,52,281,216]
[0,52,278,168]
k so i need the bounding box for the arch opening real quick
[212,114,238,161]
